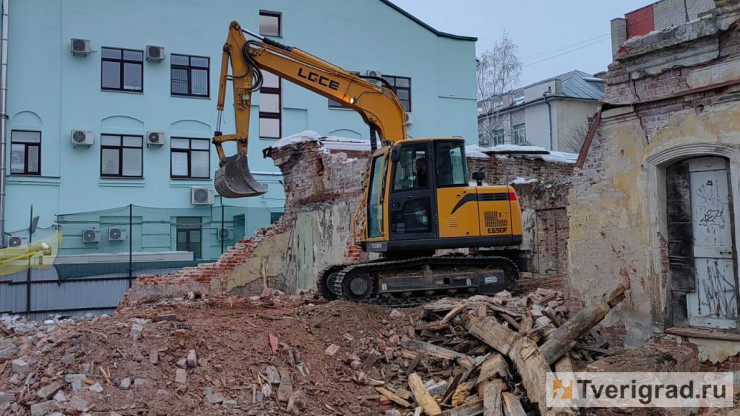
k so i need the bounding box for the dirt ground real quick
[1,293,426,415]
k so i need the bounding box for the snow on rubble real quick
[467,144,578,163]
[272,130,371,152]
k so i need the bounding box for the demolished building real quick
[569,0,740,374]
[123,132,575,306]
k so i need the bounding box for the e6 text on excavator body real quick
[213,22,527,306]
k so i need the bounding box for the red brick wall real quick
[626,5,655,38]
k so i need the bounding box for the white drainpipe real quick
[0,0,8,247]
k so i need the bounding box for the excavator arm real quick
[213,21,407,198]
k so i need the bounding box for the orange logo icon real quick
[553,379,573,399]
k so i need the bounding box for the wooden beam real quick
[501,392,526,416]
[538,285,625,364]
[376,387,412,408]
[482,379,503,416]
[408,372,442,415]
[404,340,475,368]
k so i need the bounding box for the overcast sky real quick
[389,0,651,87]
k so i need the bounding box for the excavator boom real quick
[213,21,407,198]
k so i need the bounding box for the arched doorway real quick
[666,156,738,330]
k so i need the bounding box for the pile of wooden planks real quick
[375,285,626,415]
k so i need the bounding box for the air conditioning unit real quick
[71,130,94,146]
[146,45,165,62]
[108,227,127,241]
[191,187,214,205]
[405,112,414,125]
[7,236,27,247]
[82,229,101,243]
[217,228,233,241]
[71,38,92,56]
[146,131,165,146]
[365,69,382,78]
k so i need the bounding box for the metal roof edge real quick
[379,0,478,42]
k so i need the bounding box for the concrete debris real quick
[11,358,29,375]
[89,382,103,393]
[153,312,177,322]
[36,381,63,399]
[130,323,144,340]
[187,349,198,367]
[265,365,280,384]
[30,400,59,416]
[324,344,340,357]
[205,393,224,404]
[119,377,131,390]
[175,368,187,384]
[65,374,86,392]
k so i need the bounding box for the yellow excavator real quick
[213,22,526,305]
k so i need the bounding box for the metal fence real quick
[0,203,280,318]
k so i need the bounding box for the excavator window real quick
[367,155,388,238]
[434,141,467,187]
[392,145,428,191]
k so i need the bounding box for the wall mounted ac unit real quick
[146,131,165,146]
[146,45,165,62]
[71,38,92,56]
[405,112,414,125]
[7,236,27,247]
[108,227,127,241]
[71,130,94,146]
[217,228,233,241]
[191,187,214,205]
[82,229,101,243]
[365,69,382,78]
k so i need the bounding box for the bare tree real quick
[560,119,592,154]
[477,32,522,147]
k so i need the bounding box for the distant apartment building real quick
[478,70,604,152]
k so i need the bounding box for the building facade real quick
[478,70,604,152]
[570,0,740,371]
[0,0,478,260]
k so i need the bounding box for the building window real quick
[101,47,143,92]
[100,134,143,177]
[259,11,281,37]
[176,217,202,259]
[10,130,40,175]
[171,137,210,179]
[270,212,284,223]
[171,54,209,97]
[259,71,281,138]
[382,75,412,112]
[493,129,505,146]
[513,123,526,145]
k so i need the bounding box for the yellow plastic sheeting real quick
[0,232,61,276]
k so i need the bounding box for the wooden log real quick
[428,304,467,331]
[467,318,549,415]
[552,356,575,416]
[404,340,474,368]
[476,354,510,388]
[376,387,413,408]
[437,399,484,416]
[538,284,625,364]
[408,372,442,415]
[501,392,526,416]
[482,380,504,416]
[518,315,533,334]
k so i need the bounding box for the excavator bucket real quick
[214,153,268,198]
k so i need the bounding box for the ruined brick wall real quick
[569,2,740,354]
[467,155,573,185]
[122,137,574,306]
[122,137,371,306]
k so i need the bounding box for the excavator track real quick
[318,255,519,307]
